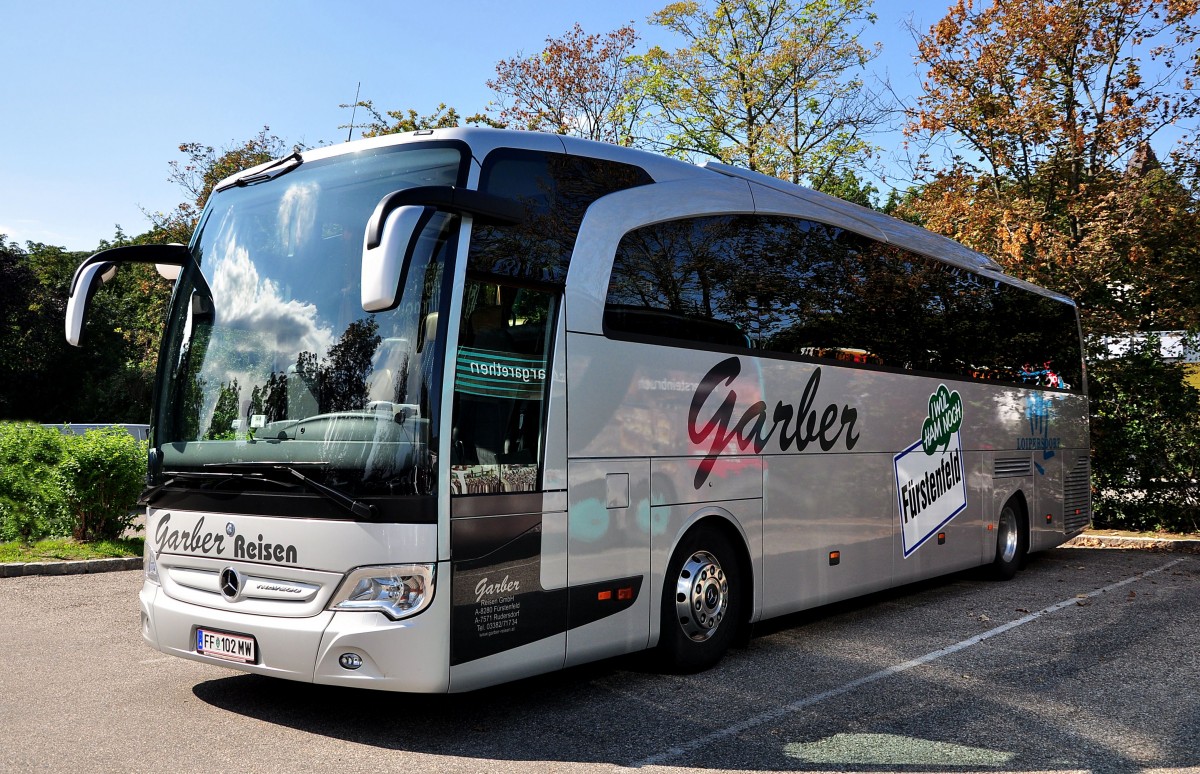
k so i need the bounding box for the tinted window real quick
[469,149,653,284]
[605,215,1082,391]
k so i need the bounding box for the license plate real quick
[196,628,257,663]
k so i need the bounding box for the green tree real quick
[811,167,879,208]
[636,0,890,187]
[0,237,39,418]
[0,236,163,423]
[1089,336,1200,532]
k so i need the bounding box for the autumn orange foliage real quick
[900,0,1200,335]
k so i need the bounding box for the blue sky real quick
[0,0,938,251]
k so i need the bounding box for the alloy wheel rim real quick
[998,508,1019,563]
[674,550,729,642]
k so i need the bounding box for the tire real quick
[657,527,743,673]
[990,500,1027,581]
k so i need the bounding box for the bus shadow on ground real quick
[191,550,1199,771]
[190,657,651,765]
[188,571,993,767]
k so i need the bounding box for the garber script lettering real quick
[154,514,226,556]
[688,357,861,489]
[475,575,520,603]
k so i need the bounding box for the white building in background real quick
[43,423,150,441]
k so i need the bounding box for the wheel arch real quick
[1004,489,1031,551]
[665,508,756,635]
[990,489,1031,580]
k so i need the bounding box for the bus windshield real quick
[154,144,466,500]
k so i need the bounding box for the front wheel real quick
[657,527,743,673]
[990,501,1026,581]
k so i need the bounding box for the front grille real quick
[156,554,341,618]
[169,566,321,602]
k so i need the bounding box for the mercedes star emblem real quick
[219,567,242,600]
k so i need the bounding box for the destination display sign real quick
[454,346,547,401]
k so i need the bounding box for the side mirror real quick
[361,186,524,313]
[65,244,189,347]
[65,261,116,347]
[361,204,433,313]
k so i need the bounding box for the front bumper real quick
[139,565,451,693]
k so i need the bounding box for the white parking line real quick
[631,557,1187,768]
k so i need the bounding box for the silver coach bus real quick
[66,128,1089,692]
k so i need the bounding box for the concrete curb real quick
[1064,534,1200,553]
[3,534,1196,578]
[0,556,142,578]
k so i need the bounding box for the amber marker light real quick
[829,551,841,566]
[597,590,613,601]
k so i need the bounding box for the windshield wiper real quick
[145,463,378,521]
[229,463,378,521]
[215,150,303,192]
[140,470,259,505]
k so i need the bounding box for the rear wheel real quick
[657,527,742,672]
[990,501,1026,580]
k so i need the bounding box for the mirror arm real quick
[364,186,523,250]
[67,244,191,297]
[65,244,192,347]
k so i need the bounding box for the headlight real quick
[144,542,160,585]
[328,564,435,620]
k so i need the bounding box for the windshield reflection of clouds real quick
[277,181,319,258]
[210,237,335,361]
[198,184,338,434]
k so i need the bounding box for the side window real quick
[986,283,1082,389]
[450,279,556,495]
[469,149,653,284]
[604,215,1082,391]
[605,215,751,349]
[605,215,868,356]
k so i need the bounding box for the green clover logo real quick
[921,384,963,455]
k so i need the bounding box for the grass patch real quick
[0,537,144,563]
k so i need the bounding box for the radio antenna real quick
[346,81,362,142]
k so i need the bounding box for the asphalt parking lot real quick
[1,546,1196,773]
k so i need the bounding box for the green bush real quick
[0,423,146,543]
[0,423,70,542]
[58,428,147,542]
[1090,337,1200,533]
